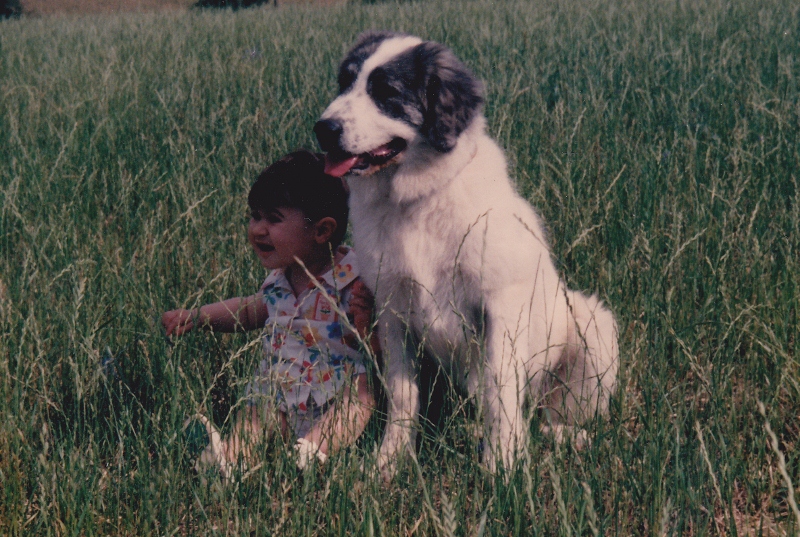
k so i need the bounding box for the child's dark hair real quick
[248,150,350,247]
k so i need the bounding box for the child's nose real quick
[250,219,269,236]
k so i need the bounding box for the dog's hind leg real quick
[540,291,618,440]
[376,315,420,481]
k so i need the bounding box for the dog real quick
[314,31,619,477]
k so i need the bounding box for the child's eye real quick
[265,211,283,224]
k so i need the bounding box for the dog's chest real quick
[351,195,481,353]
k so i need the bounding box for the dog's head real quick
[315,31,484,178]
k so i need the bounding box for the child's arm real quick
[162,293,268,337]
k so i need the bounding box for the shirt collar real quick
[261,246,360,294]
[318,246,360,290]
[261,267,292,294]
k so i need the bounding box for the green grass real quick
[1,0,799,534]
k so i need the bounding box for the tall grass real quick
[1,0,798,534]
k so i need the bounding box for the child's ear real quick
[313,217,338,244]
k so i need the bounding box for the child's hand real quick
[162,309,195,337]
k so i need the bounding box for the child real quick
[162,150,377,478]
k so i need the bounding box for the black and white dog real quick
[315,31,619,477]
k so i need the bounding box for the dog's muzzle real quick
[314,119,344,153]
[315,118,408,178]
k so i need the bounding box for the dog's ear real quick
[417,42,484,153]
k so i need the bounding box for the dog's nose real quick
[314,119,343,152]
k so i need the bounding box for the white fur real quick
[320,39,619,478]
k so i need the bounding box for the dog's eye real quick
[368,76,401,102]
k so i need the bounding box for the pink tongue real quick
[324,155,360,178]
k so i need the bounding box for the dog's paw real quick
[376,449,400,482]
[480,442,520,478]
[375,438,418,482]
[542,424,590,450]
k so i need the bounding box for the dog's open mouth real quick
[323,138,407,178]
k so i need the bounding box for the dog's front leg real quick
[376,314,420,480]
[481,309,528,475]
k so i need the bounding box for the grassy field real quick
[19,0,193,17]
[18,0,338,17]
[1,0,799,534]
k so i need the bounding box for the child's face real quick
[248,207,318,270]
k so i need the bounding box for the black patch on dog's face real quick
[366,55,426,127]
[365,41,484,153]
[338,31,400,94]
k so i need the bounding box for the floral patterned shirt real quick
[248,247,368,414]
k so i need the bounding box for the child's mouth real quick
[257,244,275,253]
